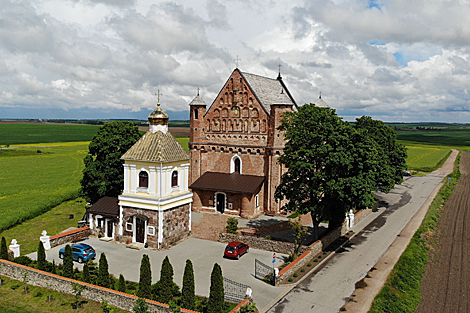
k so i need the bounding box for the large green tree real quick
[275,104,407,233]
[80,121,142,204]
[181,259,195,310]
[137,254,152,299]
[207,263,224,313]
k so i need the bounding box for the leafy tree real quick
[63,245,74,278]
[0,237,8,260]
[37,241,46,271]
[118,274,126,292]
[275,104,407,233]
[289,219,307,258]
[181,259,195,310]
[207,263,224,313]
[98,253,110,288]
[133,298,149,313]
[137,254,152,299]
[80,121,142,203]
[82,262,91,283]
[159,256,174,304]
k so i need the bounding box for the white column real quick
[144,220,148,244]
[123,164,130,193]
[166,167,172,196]
[149,166,156,196]
[9,239,20,258]
[158,209,164,243]
[189,203,192,231]
[89,213,94,230]
[183,163,189,191]
[130,164,137,194]
[132,216,136,243]
[40,231,51,250]
[156,165,162,197]
[119,206,123,236]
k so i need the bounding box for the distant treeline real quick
[1,119,189,127]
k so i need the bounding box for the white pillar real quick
[89,213,94,230]
[166,167,172,196]
[189,203,192,231]
[119,206,123,236]
[123,164,130,193]
[130,164,137,194]
[132,216,136,243]
[158,209,164,244]
[149,166,156,196]
[156,166,162,197]
[9,239,20,258]
[40,231,51,250]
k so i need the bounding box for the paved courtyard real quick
[29,237,289,309]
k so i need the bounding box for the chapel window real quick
[194,109,198,120]
[172,171,178,187]
[139,171,148,188]
[234,157,241,174]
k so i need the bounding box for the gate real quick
[255,259,275,285]
[223,277,251,303]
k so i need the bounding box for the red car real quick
[224,241,249,259]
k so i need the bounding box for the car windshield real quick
[84,247,94,253]
[226,246,236,251]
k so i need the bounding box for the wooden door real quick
[107,219,113,238]
[216,193,225,213]
[136,218,145,243]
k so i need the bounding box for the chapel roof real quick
[240,71,297,112]
[121,130,189,163]
[190,172,265,194]
[87,196,119,217]
[189,94,207,106]
[314,95,330,108]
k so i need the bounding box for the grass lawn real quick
[404,142,452,172]
[176,137,189,152]
[0,124,99,146]
[0,198,87,255]
[0,142,88,233]
[0,276,127,313]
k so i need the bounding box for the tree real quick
[118,274,126,292]
[159,256,174,304]
[80,121,142,204]
[0,237,8,260]
[37,241,46,271]
[289,219,307,258]
[226,217,238,234]
[181,259,195,310]
[71,282,87,309]
[137,254,152,299]
[275,104,407,233]
[133,298,149,313]
[98,253,110,288]
[82,262,91,283]
[63,245,74,278]
[207,263,224,313]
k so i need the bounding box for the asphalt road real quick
[264,173,447,313]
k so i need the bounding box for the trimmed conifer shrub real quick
[37,241,46,271]
[137,254,152,299]
[0,237,8,260]
[118,274,126,292]
[226,217,238,234]
[207,263,224,313]
[182,259,195,310]
[82,262,91,283]
[159,256,174,304]
[63,245,74,278]
[97,252,110,288]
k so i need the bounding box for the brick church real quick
[188,68,299,218]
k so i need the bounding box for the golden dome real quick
[148,103,169,126]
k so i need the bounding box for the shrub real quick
[118,274,126,292]
[35,291,43,297]
[97,253,110,287]
[226,217,238,234]
[182,259,195,310]
[301,268,305,272]
[318,255,322,259]
[37,241,46,271]
[63,245,74,278]
[137,254,152,299]
[208,263,224,313]
[307,263,312,267]
[314,259,318,262]
[293,273,298,277]
[240,303,257,313]
[158,256,175,303]
[133,298,149,313]
[82,262,91,283]
[13,256,33,266]
[265,235,271,240]
[0,237,8,260]
[288,278,293,282]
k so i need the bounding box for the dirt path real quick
[416,151,470,313]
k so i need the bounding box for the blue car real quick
[59,243,96,263]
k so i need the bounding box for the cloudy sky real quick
[1,0,469,122]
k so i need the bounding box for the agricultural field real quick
[404,143,452,172]
[0,123,100,145]
[0,142,88,232]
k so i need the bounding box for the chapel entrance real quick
[216,193,226,213]
[136,217,145,243]
[106,219,113,238]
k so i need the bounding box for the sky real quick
[1,0,470,122]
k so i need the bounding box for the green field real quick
[404,143,452,172]
[0,142,88,232]
[0,124,100,145]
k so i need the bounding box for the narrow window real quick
[139,171,148,188]
[194,109,198,120]
[234,158,241,174]
[255,194,259,207]
[172,171,178,187]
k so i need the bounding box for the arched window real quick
[139,171,148,188]
[234,158,241,173]
[171,171,178,187]
[231,155,242,174]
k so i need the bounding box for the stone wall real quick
[121,206,159,248]
[49,227,91,248]
[161,204,191,249]
[219,233,308,255]
[0,260,198,313]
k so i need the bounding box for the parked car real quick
[402,170,411,176]
[59,243,96,263]
[224,241,249,259]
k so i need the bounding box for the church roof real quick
[190,172,265,194]
[121,130,189,162]
[189,94,207,106]
[87,197,119,217]
[314,96,330,108]
[241,72,297,112]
